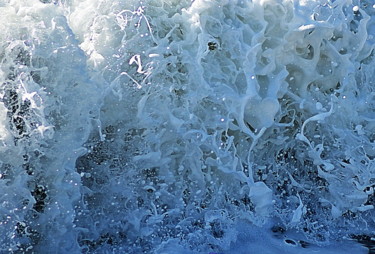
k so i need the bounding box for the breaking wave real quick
[0,0,374,253]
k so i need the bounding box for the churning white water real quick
[0,0,374,253]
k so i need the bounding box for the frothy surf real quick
[0,0,374,253]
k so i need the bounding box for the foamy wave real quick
[0,0,374,253]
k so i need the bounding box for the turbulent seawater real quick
[0,0,374,253]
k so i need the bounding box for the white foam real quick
[1,0,374,253]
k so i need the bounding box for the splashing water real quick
[0,0,374,253]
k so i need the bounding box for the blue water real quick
[0,0,374,253]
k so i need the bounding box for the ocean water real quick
[0,0,374,253]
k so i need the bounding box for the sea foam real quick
[0,0,374,253]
